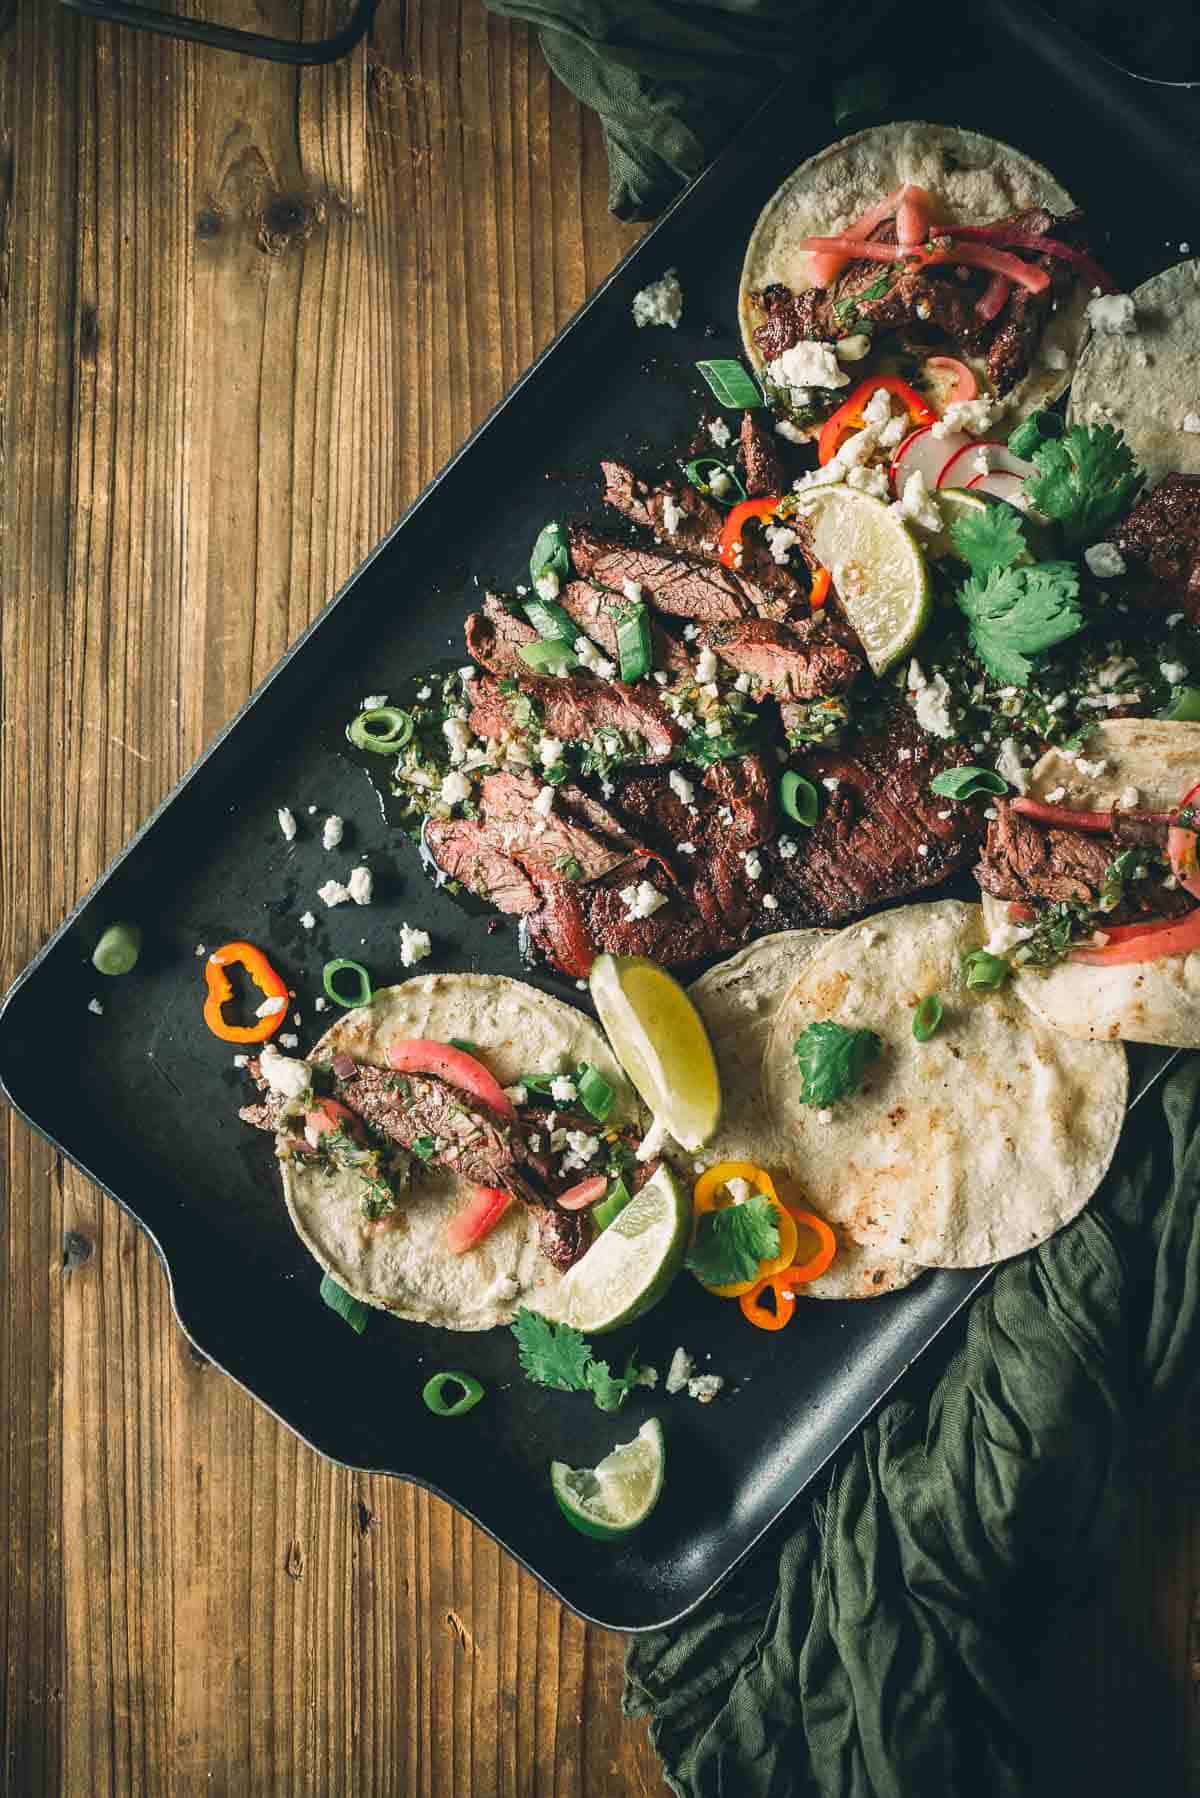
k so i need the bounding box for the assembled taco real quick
[977,719,1200,1046]
[739,121,1097,441]
[237,974,648,1331]
[760,902,1127,1267]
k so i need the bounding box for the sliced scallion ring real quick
[320,1272,369,1334]
[348,706,414,755]
[92,921,142,976]
[592,1177,632,1232]
[522,595,577,645]
[616,601,652,683]
[684,457,746,507]
[930,766,1008,801]
[963,949,1010,991]
[1162,685,1200,723]
[422,1371,485,1417]
[519,640,577,676]
[780,771,819,827]
[912,993,944,1042]
[695,359,762,409]
[323,958,374,1009]
[576,1062,615,1122]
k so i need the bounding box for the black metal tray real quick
[2,0,1196,1633]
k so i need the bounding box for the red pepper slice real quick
[817,376,936,467]
[203,940,288,1044]
[445,1185,513,1254]
[718,496,781,569]
[809,566,832,609]
[1167,778,1200,899]
[1070,908,1200,966]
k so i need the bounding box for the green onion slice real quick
[1162,685,1200,723]
[411,1135,437,1163]
[684,458,747,507]
[912,994,944,1042]
[592,1178,633,1232]
[695,359,763,409]
[323,958,373,1009]
[449,1038,477,1052]
[963,949,1010,991]
[530,520,570,587]
[348,706,414,755]
[1007,410,1064,460]
[422,1371,485,1418]
[519,640,577,676]
[780,771,819,827]
[616,601,652,683]
[522,595,577,645]
[92,921,142,976]
[320,1272,369,1334]
[930,766,1009,801]
[576,1063,615,1122]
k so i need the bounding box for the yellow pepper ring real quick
[692,1162,798,1297]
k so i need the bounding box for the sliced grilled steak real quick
[739,410,786,497]
[762,710,984,925]
[422,816,540,914]
[478,770,634,883]
[464,592,536,677]
[975,801,1189,917]
[703,615,862,699]
[984,212,1083,394]
[527,872,716,977]
[569,526,750,623]
[332,1063,545,1200]
[558,579,692,678]
[1112,474,1200,625]
[466,671,679,760]
[531,1205,592,1271]
[749,282,835,362]
[600,458,654,531]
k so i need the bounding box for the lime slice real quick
[549,1163,691,1333]
[589,954,721,1152]
[799,487,930,675]
[923,486,989,562]
[550,1418,666,1540]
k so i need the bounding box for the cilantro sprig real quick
[955,560,1084,688]
[510,1309,644,1413]
[1022,423,1143,547]
[793,1021,881,1107]
[685,1194,780,1287]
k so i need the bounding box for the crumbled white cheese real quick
[635,1366,659,1389]
[665,1347,695,1395]
[574,636,617,680]
[440,770,471,806]
[314,996,328,1012]
[322,813,344,850]
[972,448,991,477]
[762,893,778,911]
[687,1374,724,1404]
[764,523,798,565]
[534,784,555,818]
[877,413,909,449]
[254,995,287,1018]
[822,777,840,792]
[835,333,872,362]
[661,494,683,533]
[233,1053,248,1068]
[1084,542,1126,580]
[443,716,473,764]
[835,422,882,469]
[1118,784,1140,811]
[1161,660,1188,685]
[536,735,563,769]
[816,1108,833,1124]
[298,911,316,931]
[682,623,699,642]
[549,1075,578,1104]
[1184,413,1200,436]
[678,840,696,855]
[534,570,561,602]
[277,806,297,841]
[1167,613,1185,628]
[767,340,850,395]
[1074,755,1112,780]
[704,718,723,738]
[347,866,373,906]
[398,923,432,968]
[194,944,206,956]
[986,921,1033,957]
[996,737,1027,793]
[619,880,668,920]
[733,670,752,694]
[744,852,763,880]
[1044,785,1067,804]
[1096,655,1136,689]
[708,469,733,499]
[775,419,808,444]
[917,843,930,857]
[778,834,798,860]
[417,684,432,701]
[88,997,104,1016]
[632,269,683,330]
[932,397,999,439]
[669,769,695,806]
[362,693,387,709]
[259,1042,311,1099]
[1086,292,1137,335]
[861,386,894,429]
[562,1130,601,1171]
[907,659,955,739]
[695,646,718,683]
[845,464,890,500]
[278,1033,299,1050]
[892,468,943,535]
[707,417,732,448]
[621,579,644,605]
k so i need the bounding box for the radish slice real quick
[557,1175,610,1211]
[924,356,977,403]
[304,1097,366,1148]
[970,439,1036,480]
[896,184,934,250]
[386,1039,515,1120]
[807,186,903,286]
[966,470,1025,501]
[890,424,972,497]
[938,440,995,490]
[445,1185,513,1254]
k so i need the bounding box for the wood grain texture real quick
[0,2,1196,1794]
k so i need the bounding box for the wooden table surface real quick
[1,4,1197,1794]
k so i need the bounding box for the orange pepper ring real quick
[692,1162,797,1297]
[738,1210,838,1329]
[203,940,289,1044]
[786,1207,838,1283]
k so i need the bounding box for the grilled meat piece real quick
[600,458,655,531]
[464,592,537,677]
[750,282,834,362]
[739,410,786,497]
[984,211,1084,395]
[526,869,716,977]
[703,615,862,699]
[422,817,539,914]
[477,770,635,883]
[762,710,984,925]
[558,579,693,678]
[238,1092,286,1133]
[332,1063,544,1200]
[1113,474,1200,625]
[465,671,679,760]
[531,1204,592,1271]
[975,801,1190,917]
[569,525,750,623]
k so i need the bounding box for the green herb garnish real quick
[510,1309,644,1412]
[410,1135,437,1163]
[1162,686,1200,723]
[522,594,577,645]
[319,1272,369,1334]
[1007,410,1064,461]
[684,458,746,507]
[615,599,652,683]
[685,1193,780,1287]
[695,358,762,409]
[792,1021,880,1106]
[553,854,583,881]
[1017,900,1099,968]
[950,505,1031,579]
[930,766,1009,801]
[575,1063,616,1122]
[1023,423,1143,547]
[912,994,944,1042]
[955,560,1084,687]
[519,640,577,676]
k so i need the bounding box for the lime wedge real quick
[589,954,721,1152]
[550,1163,691,1333]
[550,1418,666,1540]
[923,486,989,562]
[799,487,930,675]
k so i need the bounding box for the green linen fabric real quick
[623,1055,1200,1795]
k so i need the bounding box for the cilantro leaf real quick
[793,1021,881,1106]
[511,1309,592,1391]
[685,1194,780,1287]
[1023,423,1143,546]
[955,561,1084,687]
[949,506,1028,578]
[584,1353,642,1413]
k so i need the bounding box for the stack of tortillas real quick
[691,902,1127,1294]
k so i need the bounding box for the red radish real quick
[924,240,1051,294]
[807,186,903,285]
[973,440,1036,479]
[890,424,972,497]
[896,184,934,249]
[976,272,1011,321]
[938,440,1008,490]
[304,1097,366,1148]
[925,356,977,403]
[557,1175,610,1211]
[966,469,1025,501]
[386,1039,515,1120]
[445,1184,513,1254]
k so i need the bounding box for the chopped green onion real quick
[449,1038,477,1053]
[323,958,373,1009]
[530,520,570,587]
[616,601,652,683]
[320,1272,369,1334]
[421,1370,485,1417]
[684,458,747,507]
[912,994,944,1041]
[576,1063,615,1122]
[1162,685,1200,722]
[592,1178,632,1231]
[1007,410,1064,461]
[780,771,819,826]
[930,766,1009,801]
[518,1073,556,1095]
[963,949,1010,991]
[695,359,762,409]
[411,1135,438,1163]
[92,921,142,976]
[519,640,577,676]
[348,706,414,755]
[522,595,577,645]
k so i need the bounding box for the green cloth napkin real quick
[624,1055,1200,1796]
[480,0,894,219]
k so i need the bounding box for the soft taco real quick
[688,931,924,1297]
[977,719,1200,1046]
[739,121,1098,442]
[760,901,1127,1267]
[238,973,649,1331]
